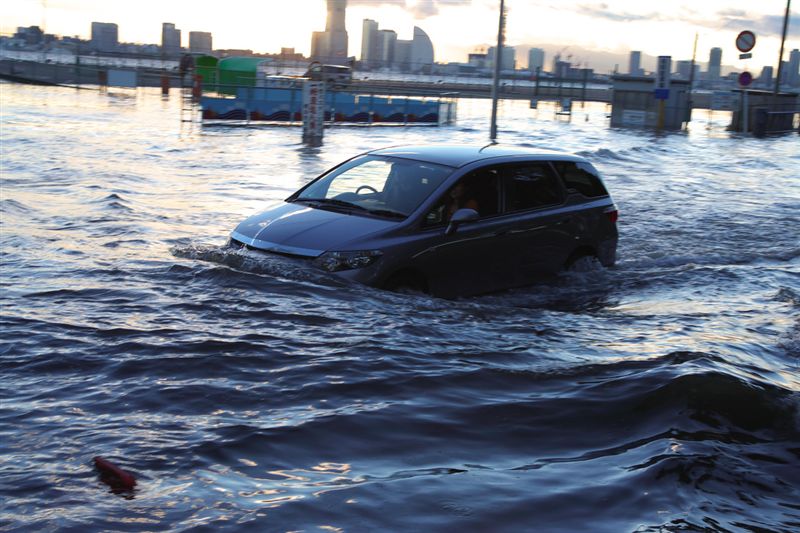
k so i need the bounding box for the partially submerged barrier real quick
[199,82,457,126]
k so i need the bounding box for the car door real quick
[497,162,574,283]
[406,167,506,297]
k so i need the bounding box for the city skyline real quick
[3,0,798,71]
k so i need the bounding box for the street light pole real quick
[774,0,791,95]
[489,0,505,142]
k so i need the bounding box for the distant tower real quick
[326,0,348,64]
[758,65,774,88]
[361,19,379,68]
[378,29,397,68]
[707,47,722,83]
[312,0,348,64]
[628,51,642,76]
[327,0,346,33]
[162,23,182,58]
[788,49,800,87]
[675,59,692,79]
[488,46,515,70]
[528,47,544,72]
[90,22,118,53]
[189,31,212,55]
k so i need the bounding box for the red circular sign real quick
[739,71,753,87]
[736,31,756,53]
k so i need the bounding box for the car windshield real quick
[293,155,453,218]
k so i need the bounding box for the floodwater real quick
[1,82,799,532]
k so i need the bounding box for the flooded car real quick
[230,145,618,297]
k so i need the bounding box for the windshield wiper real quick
[364,208,407,219]
[293,198,406,219]
[293,197,368,212]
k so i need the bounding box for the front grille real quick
[228,238,311,260]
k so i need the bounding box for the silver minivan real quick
[230,145,618,297]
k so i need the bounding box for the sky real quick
[3,0,798,72]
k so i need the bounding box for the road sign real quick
[738,71,753,87]
[654,88,670,100]
[656,56,671,89]
[736,31,756,53]
[711,90,741,111]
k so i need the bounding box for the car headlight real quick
[313,250,383,272]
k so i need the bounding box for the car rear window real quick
[554,162,609,198]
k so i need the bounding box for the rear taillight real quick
[604,207,619,223]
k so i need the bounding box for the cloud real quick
[716,12,800,38]
[563,3,799,41]
[347,0,471,19]
[574,3,662,23]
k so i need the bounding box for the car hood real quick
[230,202,398,257]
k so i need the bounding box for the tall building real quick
[628,51,643,76]
[675,60,694,80]
[360,19,434,72]
[488,46,515,70]
[311,31,327,60]
[91,22,118,53]
[395,40,412,71]
[788,49,800,87]
[707,47,722,83]
[553,59,570,78]
[162,23,182,58]
[758,65,773,88]
[311,0,349,64]
[189,31,212,55]
[409,26,434,73]
[779,60,790,85]
[528,47,545,72]
[360,19,379,68]
[326,0,348,63]
[377,29,397,68]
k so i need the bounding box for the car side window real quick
[554,161,609,198]
[423,167,501,227]
[502,163,563,212]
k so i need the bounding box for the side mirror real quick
[445,208,479,235]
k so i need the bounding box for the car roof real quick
[367,144,587,168]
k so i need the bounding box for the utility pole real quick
[774,0,791,95]
[686,32,698,125]
[489,0,505,142]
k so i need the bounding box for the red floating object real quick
[94,456,136,490]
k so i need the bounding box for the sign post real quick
[735,30,756,133]
[302,80,325,145]
[655,56,671,129]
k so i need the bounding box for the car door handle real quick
[555,217,572,226]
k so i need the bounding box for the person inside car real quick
[445,180,479,221]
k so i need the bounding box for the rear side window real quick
[503,163,563,212]
[555,162,609,198]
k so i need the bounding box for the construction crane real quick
[41,0,47,33]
